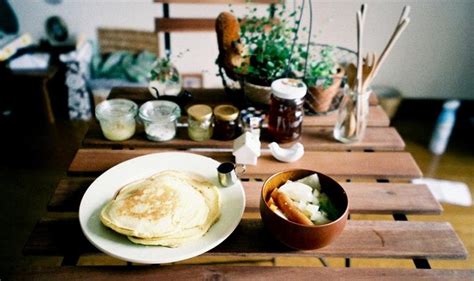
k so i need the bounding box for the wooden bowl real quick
[260,169,349,250]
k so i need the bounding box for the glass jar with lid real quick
[267,78,307,143]
[139,100,181,142]
[95,99,138,141]
[213,104,239,140]
[187,104,213,141]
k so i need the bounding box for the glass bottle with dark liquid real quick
[268,79,307,143]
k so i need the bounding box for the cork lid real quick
[214,104,239,121]
[187,104,212,121]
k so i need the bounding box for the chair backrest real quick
[97,28,159,55]
[153,0,280,54]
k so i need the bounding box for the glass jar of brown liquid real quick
[268,78,307,143]
[213,104,239,140]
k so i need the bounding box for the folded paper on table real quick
[8,53,50,70]
[412,178,472,207]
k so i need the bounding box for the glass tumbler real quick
[333,88,371,143]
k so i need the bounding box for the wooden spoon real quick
[346,52,377,91]
[362,52,378,91]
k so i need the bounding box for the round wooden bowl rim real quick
[261,169,349,228]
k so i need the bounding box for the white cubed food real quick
[297,173,321,191]
[279,181,314,203]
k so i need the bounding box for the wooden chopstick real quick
[370,6,411,82]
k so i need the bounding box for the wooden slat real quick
[23,217,467,260]
[83,124,404,151]
[155,18,215,32]
[68,149,422,179]
[107,87,386,127]
[303,106,389,127]
[12,266,474,281]
[48,179,442,215]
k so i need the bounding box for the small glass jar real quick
[139,100,181,142]
[213,104,239,140]
[95,99,138,141]
[187,104,213,141]
[268,78,307,143]
[333,87,371,143]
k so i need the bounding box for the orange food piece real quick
[271,189,313,226]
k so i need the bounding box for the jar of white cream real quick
[95,99,138,141]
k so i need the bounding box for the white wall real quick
[10,0,474,99]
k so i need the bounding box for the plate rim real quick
[78,151,245,264]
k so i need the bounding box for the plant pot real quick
[243,81,272,105]
[306,68,345,113]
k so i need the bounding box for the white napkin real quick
[412,178,472,207]
[8,53,50,70]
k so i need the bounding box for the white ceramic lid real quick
[271,78,307,100]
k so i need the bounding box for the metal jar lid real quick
[271,78,307,100]
[214,104,239,121]
[187,104,213,121]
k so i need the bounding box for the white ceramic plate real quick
[79,152,245,264]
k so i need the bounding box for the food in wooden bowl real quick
[260,169,349,250]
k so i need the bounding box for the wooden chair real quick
[153,0,280,55]
[97,28,159,55]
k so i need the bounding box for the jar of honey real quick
[213,104,239,140]
[268,78,307,143]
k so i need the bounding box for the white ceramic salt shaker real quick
[232,132,261,166]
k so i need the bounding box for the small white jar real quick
[139,100,181,142]
[95,99,138,141]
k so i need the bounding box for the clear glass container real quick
[187,104,213,141]
[268,78,307,143]
[148,58,182,98]
[333,87,371,143]
[95,99,138,141]
[139,100,181,142]
[213,104,239,140]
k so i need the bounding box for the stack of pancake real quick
[100,170,221,247]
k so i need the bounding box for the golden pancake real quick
[100,170,220,247]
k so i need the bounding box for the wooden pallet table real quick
[16,88,472,280]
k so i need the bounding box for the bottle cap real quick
[443,100,460,111]
[187,104,212,121]
[214,104,239,121]
[271,78,307,100]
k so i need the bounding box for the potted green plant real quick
[148,57,182,98]
[216,5,306,105]
[304,46,345,113]
[216,3,343,108]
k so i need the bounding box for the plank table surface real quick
[13,266,473,281]
[18,87,470,280]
